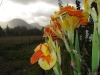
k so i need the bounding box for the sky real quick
[0,0,86,27]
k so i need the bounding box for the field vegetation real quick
[0,36,46,75]
[0,36,43,50]
[0,36,72,75]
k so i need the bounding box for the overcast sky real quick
[0,0,90,27]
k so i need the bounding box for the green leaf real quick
[75,29,81,73]
[92,23,99,73]
[75,29,80,54]
[97,26,100,62]
[56,41,61,66]
[53,65,60,75]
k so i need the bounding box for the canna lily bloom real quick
[79,11,89,25]
[57,5,89,32]
[43,25,58,39]
[43,15,64,40]
[58,14,79,33]
[50,21,64,39]
[58,11,89,33]
[59,5,82,16]
[59,5,89,25]
[43,15,60,39]
[30,43,57,70]
[56,5,89,44]
[50,15,65,39]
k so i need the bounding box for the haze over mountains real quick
[0,18,43,30]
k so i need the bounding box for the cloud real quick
[9,0,58,5]
[0,0,91,28]
[9,0,36,5]
[33,16,50,26]
[9,0,75,5]
[29,2,59,26]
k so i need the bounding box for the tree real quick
[13,26,28,36]
[20,26,28,36]
[75,0,81,10]
[0,26,5,36]
[28,28,36,36]
[33,27,43,36]
[13,26,21,36]
[5,25,11,36]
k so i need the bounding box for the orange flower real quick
[50,15,65,39]
[59,6,82,16]
[30,43,57,70]
[50,15,56,21]
[43,25,58,39]
[56,5,89,44]
[59,5,89,26]
[79,11,89,25]
[43,15,64,39]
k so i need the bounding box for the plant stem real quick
[63,38,78,75]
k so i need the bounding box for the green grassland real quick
[0,36,43,50]
[0,36,71,75]
[0,44,39,75]
[0,36,46,75]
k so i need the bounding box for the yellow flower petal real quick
[41,44,49,56]
[84,0,90,11]
[34,43,49,56]
[34,44,41,52]
[38,51,57,70]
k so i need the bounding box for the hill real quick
[0,18,43,29]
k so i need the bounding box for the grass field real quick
[0,36,46,75]
[0,36,72,75]
[0,44,39,75]
[0,36,43,50]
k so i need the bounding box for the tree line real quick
[0,25,44,36]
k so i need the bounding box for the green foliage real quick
[0,26,5,36]
[0,44,39,75]
[0,36,44,51]
[75,0,81,10]
[92,23,99,73]
[1,25,43,36]
[75,29,81,74]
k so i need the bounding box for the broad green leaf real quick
[53,64,60,75]
[98,26,100,62]
[92,23,99,73]
[75,29,81,73]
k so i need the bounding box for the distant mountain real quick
[8,19,32,29]
[0,18,43,29]
[30,22,43,30]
